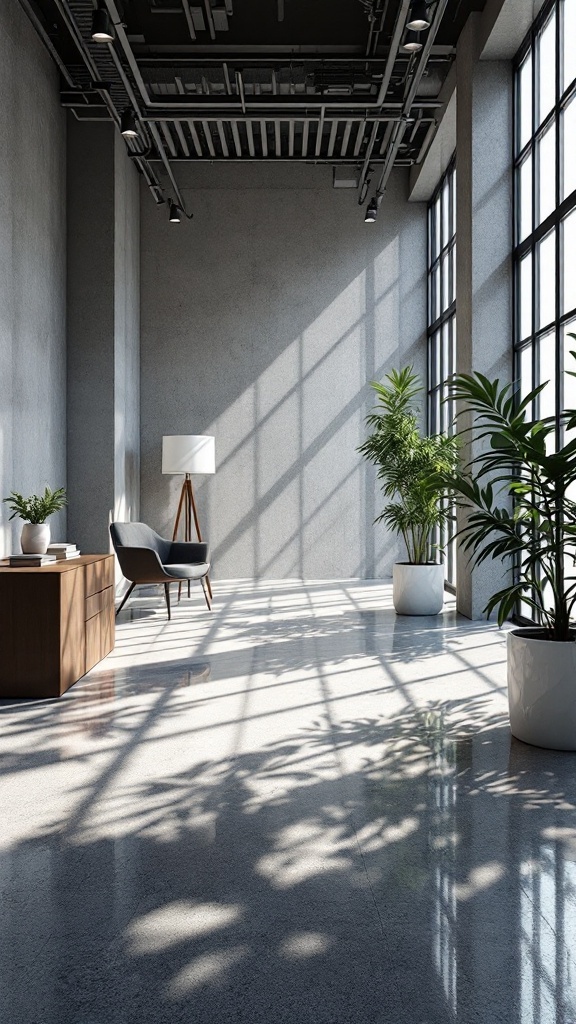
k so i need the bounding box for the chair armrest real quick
[168,541,209,564]
[115,546,170,583]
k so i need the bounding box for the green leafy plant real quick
[358,367,460,564]
[3,486,67,525]
[443,343,576,641]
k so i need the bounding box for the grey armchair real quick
[110,522,211,620]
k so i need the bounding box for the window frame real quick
[427,155,457,589]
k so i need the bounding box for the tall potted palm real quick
[444,353,576,749]
[359,367,459,614]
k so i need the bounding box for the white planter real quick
[508,628,576,750]
[392,562,445,615]
[20,523,51,554]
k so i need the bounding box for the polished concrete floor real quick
[1,579,576,1024]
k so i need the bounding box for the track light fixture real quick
[364,198,379,223]
[91,5,114,42]
[120,108,138,137]
[402,29,423,52]
[168,201,194,223]
[407,1,431,31]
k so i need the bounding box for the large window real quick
[515,0,576,443]
[428,158,456,586]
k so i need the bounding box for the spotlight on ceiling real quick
[120,108,138,137]
[407,1,431,31]
[169,201,183,223]
[402,29,423,52]
[364,198,378,224]
[91,6,114,42]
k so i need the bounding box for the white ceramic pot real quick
[507,628,576,750]
[392,562,445,615]
[20,523,51,554]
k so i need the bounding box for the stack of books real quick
[47,543,81,560]
[9,553,58,567]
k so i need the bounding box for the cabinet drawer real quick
[85,603,115,673]
[85,584,114,621]
[85,556,114,598]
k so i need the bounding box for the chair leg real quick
[200,576,212,611]
[164,583,172,620]
[116,582,136,617]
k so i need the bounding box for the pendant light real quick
[120,108,138,138]
[91,6,114,42]
[402,30,423,52]
[364,198,378,223]
[407,2,431,31]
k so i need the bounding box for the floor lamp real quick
[162,435,215,600]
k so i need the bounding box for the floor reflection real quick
[0,580,574,1023]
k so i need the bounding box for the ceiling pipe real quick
[368,0,390,57]
[102,0,447,114]
[357,0,411,201]
[236,70,247,114]
[182,0,196,41]
[372,0,449,199]
[137,100,442,116]
[141,113,437,126]
[100,0,188,210]
[18,0,76,86]
[54,0,164,203]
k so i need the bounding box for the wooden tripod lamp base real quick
[163,435,215,602]
[171,473,212,600]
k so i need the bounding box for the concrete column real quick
[455,14,513,619]
[67,120,140,561]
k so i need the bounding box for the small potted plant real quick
[3,486,67,554]
[359,367,459,614]
[443,351,576,749]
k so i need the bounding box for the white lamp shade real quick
[162,435,216,475]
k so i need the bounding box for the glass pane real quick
[563,319,576,404]
[562,96,576,200]
[434,196,441,258]
[519,344,533,406]
[538,12,556,126]
[518,52,533,152]
[450,246,456,305]
[538,230,556,329]
[441,183,450,249]
[538,330,557,452]
[429,390,440,435]
[441,251,450,313]
[519,252,533,340]
[432,265,441,322]
[563,318,576,414]
[538,330,557,417]
[519,154,533,241]
[537,122,556,224]
[563,208,576,315]
[452,170,456,236]
[430,329,441,388]
[564,0,576,93]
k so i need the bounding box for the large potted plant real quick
[3,486,67,554]
[444,356,576,749]
[359,367,459,615]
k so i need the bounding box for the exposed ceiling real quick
[22,0,487,211]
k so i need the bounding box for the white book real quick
[47,543,77,552]
[54,551,81,560]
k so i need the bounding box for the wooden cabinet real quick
[0,554,115,699]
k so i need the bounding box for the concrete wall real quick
[141,164,427,580]
[67,121,140,559]
[455,15,514,618]
[114,131,141,528]
[0,1,67,557]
